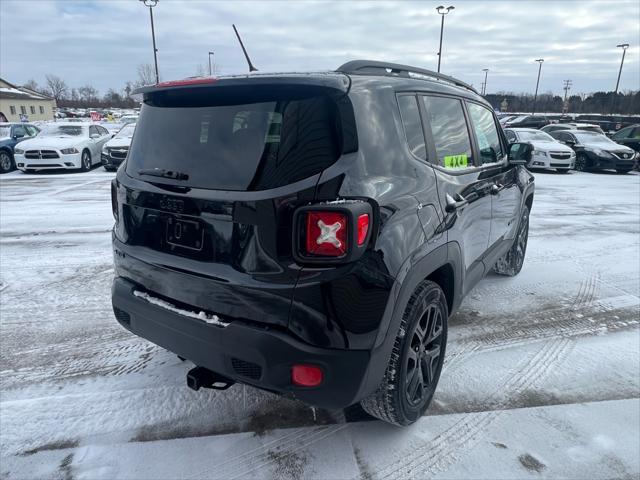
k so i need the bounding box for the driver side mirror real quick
[507,142,532,165]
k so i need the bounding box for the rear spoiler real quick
[132,73,351,97]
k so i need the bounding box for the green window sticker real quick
[444,154,468,169]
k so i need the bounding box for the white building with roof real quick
[0,78,56,122]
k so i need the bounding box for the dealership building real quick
[0,78,56,122]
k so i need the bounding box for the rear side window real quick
[128,95,346,191]
[421,96,473,169]
[467,102,503,164]
[397,95,426,160]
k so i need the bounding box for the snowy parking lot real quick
[0,168,639,479]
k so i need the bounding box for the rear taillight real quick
[293,201,373,264]
[305,211,348,257]
[357,214,369,246]
[111,179,118,220]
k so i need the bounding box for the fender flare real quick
[356,241,464,401]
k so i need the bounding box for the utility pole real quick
[562,79,572,114]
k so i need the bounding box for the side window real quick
[613,126,632,140]
[632,127,640,139]
[421,96,472,169]
[13,125,27,137]
[10,106,16,115]
[24,125,37,136]
[397,95,426,161]
[20,106,27,115]
[39,106,45,114]
[505,130,517,143]
[30,106,36,114]
[98,126,109,136]
[467,102,503,164]
[89,125,99,137]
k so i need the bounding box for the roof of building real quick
[0,78,54,101]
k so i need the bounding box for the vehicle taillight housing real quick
[306,211,348,257]
[294,201,373,264]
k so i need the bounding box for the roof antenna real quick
[232,24,258,72]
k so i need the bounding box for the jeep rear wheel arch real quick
[356,242,461,402]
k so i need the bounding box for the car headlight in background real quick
[589,148,613,158]
[60,148,79,155]
[532,150,547,157]
[14,148,24,155]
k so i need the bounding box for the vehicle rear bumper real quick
[111,276,371,409]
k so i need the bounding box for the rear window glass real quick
[127,95,344,191]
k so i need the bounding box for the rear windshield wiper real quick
[138,168,189,181]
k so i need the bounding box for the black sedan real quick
[549,130,637,174]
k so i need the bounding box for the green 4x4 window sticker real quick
[444,154,468,169]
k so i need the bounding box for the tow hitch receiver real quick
[187,366,235,391]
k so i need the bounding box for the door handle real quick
[445,193,469,213]
[490,184,505,195]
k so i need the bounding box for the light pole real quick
[208,51,215,76]
[436,5,454,73]
[140,0,159,84]
[481,68,489,95]
[614,43,629,93]
[532,58,544,115]
[612,43,629,113]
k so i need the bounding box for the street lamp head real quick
[209,51,215,55]
[140,0,158,7]
[617,43,629,49]
[535,58,544,63]
[436,5,454,14]
[482,68,489,72]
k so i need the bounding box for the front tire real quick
[360,281,447,426]
[494,205,530,276]
[574,153,588,172]
[0,151,14,173]
[80,150,91,172]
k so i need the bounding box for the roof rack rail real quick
[336,60,478,94]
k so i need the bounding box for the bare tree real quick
[22,79,39,92]
[137,64,157,87]
[195,62,219,76]
[45,74,69,101]
[78,85,99,103]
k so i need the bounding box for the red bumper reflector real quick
[291,364,324,387]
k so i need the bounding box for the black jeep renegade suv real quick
[111,60,535,426]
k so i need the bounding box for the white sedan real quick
[14,123,112,173]
[505,128,576,173]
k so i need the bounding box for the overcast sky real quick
[1,0,638,97]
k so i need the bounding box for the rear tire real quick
[360,281,447,426]
[0,151,14,173]
[80,150,91,172]
[616,169,632,174]
[493,205,529,276]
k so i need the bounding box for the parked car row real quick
[0,120,138,174]
[504,124,639,174]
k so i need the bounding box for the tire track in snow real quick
[377,337,573,479]
[189,424,349,480]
